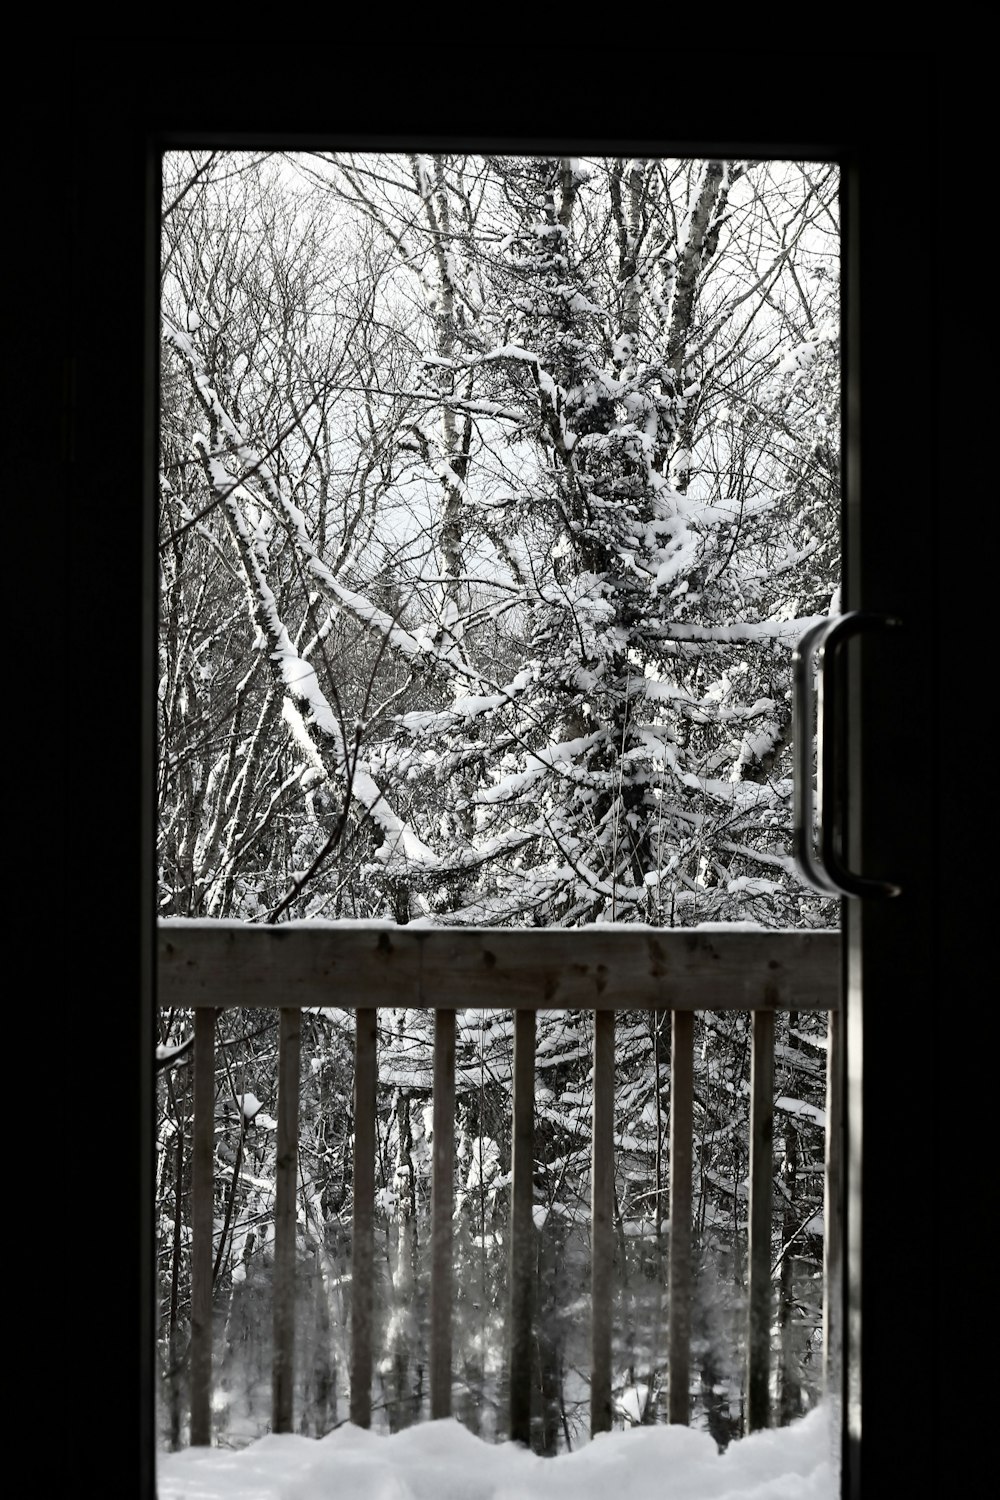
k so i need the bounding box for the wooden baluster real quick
[272,1008,301,1433]
[591,1008,615,1436]
[823,1007,842,1400]
[747,1008,775,1431]
[350,1008,377,1428]
[668,1009,694,1424]
[430,1009,456,1419]
[509,1008,536,1446]
[190,1008,216,1445]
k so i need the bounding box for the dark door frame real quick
[39,46,962,1498]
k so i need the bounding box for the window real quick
[51,48,952,1500]
[155,147,843,1466]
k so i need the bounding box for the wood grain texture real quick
[350,1008,377,1429]
[508,1009,536,1447]
[190,1009,216,1446]
[158,923,839,1012]
[590,1009,615,1437]
[747,1008,776,1432]
[272,1008,300,1433]
[430,1009,456,1420]
[667,1009,694,1425]
[823,1007,842,1399]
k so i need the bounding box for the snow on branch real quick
[162,318,466,678]
[165,320,443,877]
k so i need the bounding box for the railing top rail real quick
[157,921,840,1012]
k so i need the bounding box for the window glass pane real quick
[156,152,839,1470]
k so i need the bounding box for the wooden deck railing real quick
[157,920,841,1447]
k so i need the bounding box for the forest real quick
[156,150,841,1454]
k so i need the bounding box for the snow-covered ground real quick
[157,1404,837,1499]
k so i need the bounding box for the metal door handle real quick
[793,611,902,898]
